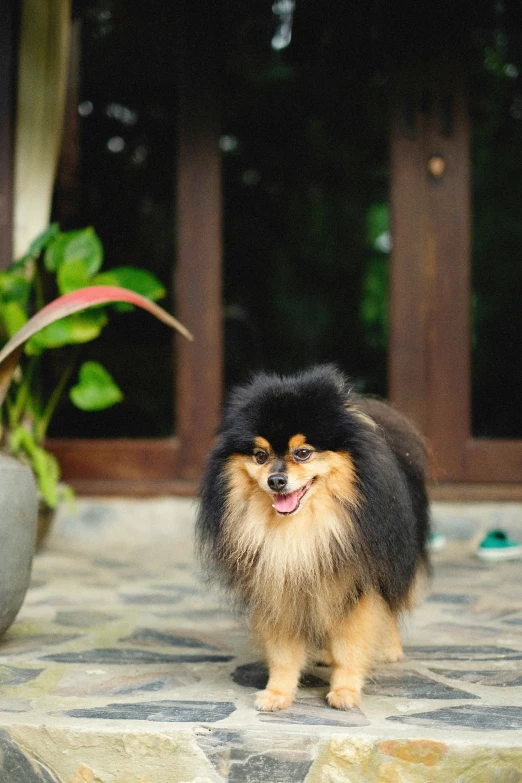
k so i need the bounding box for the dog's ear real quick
[327,365,351,396]
[302,364,351,398]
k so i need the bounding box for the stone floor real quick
[1,498,522,782]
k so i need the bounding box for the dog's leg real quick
[255,632,306,712]
[377,613,404,663]
[326,591,385,710]
[316,649,333,666]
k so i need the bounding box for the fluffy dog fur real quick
[196,365,430,712]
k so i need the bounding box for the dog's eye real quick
[294,448,312,462]
[254,450,269,465]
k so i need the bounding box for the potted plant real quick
[0,227,192,637]
[0,224,191,542]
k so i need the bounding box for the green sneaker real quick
[476,529,522,561]
[427,532,447,552]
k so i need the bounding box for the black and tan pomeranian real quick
[196,365,430,712]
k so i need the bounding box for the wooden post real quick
[389,61,471,481]
[175,0,223,479]
[0,0,17,269]
[389,72,431,435]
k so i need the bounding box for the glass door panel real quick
[471,31,522,438]
[221,6,390,397]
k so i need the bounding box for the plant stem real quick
[5,392,17,430]
[37,362,74,442]
[12,356,38,427]
[34,259,45,311]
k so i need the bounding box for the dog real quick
[196,365,430,712]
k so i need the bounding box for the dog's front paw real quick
[326,687,359,710]
[255,689,293,712]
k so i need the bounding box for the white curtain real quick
[13,0,71,259]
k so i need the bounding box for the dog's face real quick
[243,433,320,515]
[219,367,363,518]
[233,434,359,517]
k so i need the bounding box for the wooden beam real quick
[465,439,522,483]
[0,0,17,269]
[46,437,181,481]
[430,482,522,503]
[175,0,223,480]
[64,477,198,497]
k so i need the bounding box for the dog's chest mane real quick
[223,488,354,585]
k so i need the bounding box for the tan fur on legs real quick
[376,613,404,663]
[316,649,333,666]
[255,630,307,712]
[326,591,388,710]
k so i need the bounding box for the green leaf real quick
[32,446,60,508]
[0,272,31,305]
[43,233,68,272]
[359,255,389,349]
[7,425,59,506]
[25,223,60,260]
[14,224,60,268]
[69,361,124,411]
[44,227,103,275]
[0,301,28,338]
[0,284,192,407]
[57,257,92,295]
[9,424,36,457]
[366,203,390,252]
[93,267,165,301]
[25,309,108,354]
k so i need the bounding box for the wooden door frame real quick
[389,62,522,499]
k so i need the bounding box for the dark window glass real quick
[221,4,389,396]
[471,28,522,437]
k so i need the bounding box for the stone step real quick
[0,498,521,782]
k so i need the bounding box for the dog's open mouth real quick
[272,478,315,515]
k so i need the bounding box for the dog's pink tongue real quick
[274,490,300,514]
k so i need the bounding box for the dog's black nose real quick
[268,473,287,492]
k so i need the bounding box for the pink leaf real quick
[0,285,193,406]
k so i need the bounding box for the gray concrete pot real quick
[0,453,38,638]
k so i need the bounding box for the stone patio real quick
[1,498,522,782]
